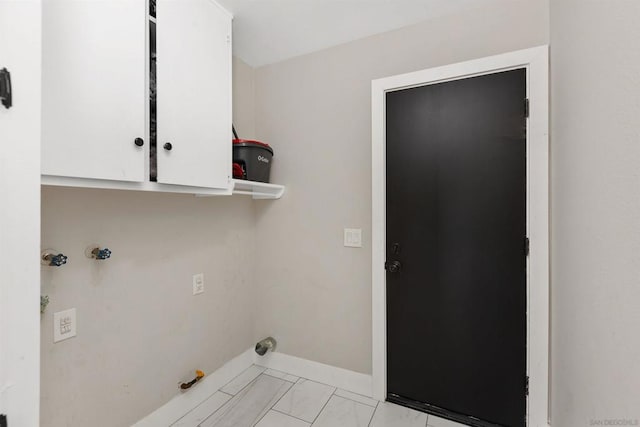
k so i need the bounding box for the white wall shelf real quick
[41,175,232,196]
[41,176,286,199]
[231,179,285,199]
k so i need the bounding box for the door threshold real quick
[386,393,503,427]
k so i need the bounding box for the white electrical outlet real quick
[193,273,204,295]
[344,228,362,248]
[53,308,77,343]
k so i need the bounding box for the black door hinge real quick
[1,413,7,427]
[524,98,530,118]
[525,376,529,397]
[524,237,530,257]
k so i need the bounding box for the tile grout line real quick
[270,407,312,425]
[269,373,336,426]
[175,366,258,427]
[251,375,295,427]
[296,374,380,408]
[362,401,376,427]
[224,375,295,427]
[170,387,223,427]
[291,374,371,400]
[267,372,325,416]
[367,400,381,427]
[219,364,262,396]
[265,379,296,423]
[197,394,235,427]
[332,389,379,408]
[198,375,261,427]
[222,365,265,397]
[261,372,297,384]
[308,386,336,426]
[197,374,284,427]
[261,367,298,381]
[251,390,278,427]
[193,389,233,427]
[268,375,301,415]
[250,375,298,426]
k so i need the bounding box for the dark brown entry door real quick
[385,69,527,427]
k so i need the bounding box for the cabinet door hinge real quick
[226,34,231,44]
[525,98,530,118]
[525,237,530,257]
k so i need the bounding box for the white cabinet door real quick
[156,0,232,189]
[0,2,41,426]
[42,0,147,182]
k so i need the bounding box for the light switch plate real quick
[344,228,362,248]
[193,273,204,295]
[53,308,76,343]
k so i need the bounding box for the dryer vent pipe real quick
[255,337,276,356]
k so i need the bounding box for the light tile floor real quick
[171,365,467,427]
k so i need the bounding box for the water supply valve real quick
[41,250,68,267]
[86,246,112,260]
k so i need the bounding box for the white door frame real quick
[371,46,549,427]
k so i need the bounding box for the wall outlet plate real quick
[344,228,362,248]
[53,308,76,343]
[193,273,204,295]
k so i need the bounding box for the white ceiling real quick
[216,0,480,67]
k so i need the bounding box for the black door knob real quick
[385,260,402,273]
[163,142,173,151]
[134,137,144,147]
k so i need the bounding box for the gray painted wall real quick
[251,0,549,375]
[550,1,640,425]
[40,59,258,427]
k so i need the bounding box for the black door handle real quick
[385,260,402,273]
[0,68,12,109]
[134,137,144,147]
[163,142,172,151]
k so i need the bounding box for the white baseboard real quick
[132,348,374,426]
[254,351,373,398]
[132,348,254,427]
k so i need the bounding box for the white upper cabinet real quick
[41,0,233,193]
[42,0,147,182]
[156,0,232,189]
